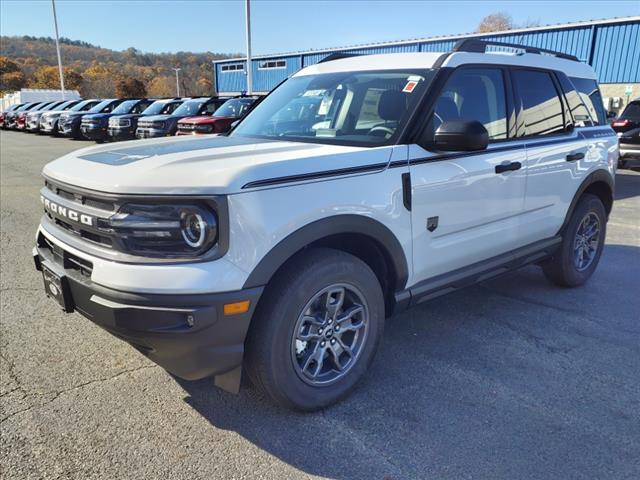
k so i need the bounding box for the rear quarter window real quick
[569,77,607,125]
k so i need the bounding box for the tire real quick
[245,248,385,411]
[542,193,606,287]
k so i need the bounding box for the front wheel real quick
[245,248,384,411]
[542,194,607,287]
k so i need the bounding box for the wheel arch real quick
[559,169,614,234]
[242,215,409,316]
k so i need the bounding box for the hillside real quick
[0,35,241,97]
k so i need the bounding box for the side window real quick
[431,68,508,141]
[557,74,594,127]
[513,70,565,136]
[132,101,151,114]
[569,77,607,125]
[204,102,219,114]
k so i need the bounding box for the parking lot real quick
[0,130,639,479]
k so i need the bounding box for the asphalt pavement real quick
[1,130,639,480]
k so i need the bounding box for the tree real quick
[0,71,26,93]
[32,66,83,90]
[147,76,173,97]
[82,64,115,97]
[115,77,147,98]
[0,56,21,75]
[477,12,513,33]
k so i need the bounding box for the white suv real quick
[34,40,617,410]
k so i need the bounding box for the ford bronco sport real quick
[34,40,617,411]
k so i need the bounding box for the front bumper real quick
[136,127,171,138]
[33,233,263,384]
[620,143,640,159]
[59,121,80,136]
[108,127,136,141]
[81,124,108,141]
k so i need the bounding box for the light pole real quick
[245,0,253,95]
[51,0,65,99]
[172,67,181,97]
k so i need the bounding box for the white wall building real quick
[1,89,81,110]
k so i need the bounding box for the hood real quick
[112,113,140,120]
[42,135,394,195]
[179,115,230,125]
[60,111,87,118]
[139,114,174,123]
[83,113,110,121]
[42,110,66,117]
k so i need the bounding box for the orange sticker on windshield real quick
[403,81,418,93]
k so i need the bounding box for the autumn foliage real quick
[0,36,239,97]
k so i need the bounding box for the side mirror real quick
[434,120,489,152]
[607,111,617,120]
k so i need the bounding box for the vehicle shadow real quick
[175,244,640,480]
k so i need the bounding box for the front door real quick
[408,66,528,284]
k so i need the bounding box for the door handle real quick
[495,161,522,174]
[566,152,585,162]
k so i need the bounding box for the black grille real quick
[45,180,115,212]
[38,233,93,277]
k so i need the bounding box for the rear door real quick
[408,66,528,283]
[513,69,593,244]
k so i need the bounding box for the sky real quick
[1,0,639,56]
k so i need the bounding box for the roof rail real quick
[319,52,359,63]
[452,39,579,62]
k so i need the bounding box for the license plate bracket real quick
[42,266,74,313]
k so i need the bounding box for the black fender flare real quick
[558,168,614,234]
[242,214,409,291]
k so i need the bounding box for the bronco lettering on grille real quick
[41,195,94,226]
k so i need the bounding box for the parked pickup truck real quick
[136,97,228,138]
[176,97,259,135]
[34,41,617,411]
[108,98,185,141]
[81,98,154,142]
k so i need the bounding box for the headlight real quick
[107,203,218,257]
[195,124,213,133]
[119,118,131,127]
[152,121,166,129]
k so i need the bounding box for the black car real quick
[81,98,154,142]
[611,99,640,167]
[136,97,228,138]
[108,98,185,141]
[59,99,124,139]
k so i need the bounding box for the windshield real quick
[142,100,179,116]
[214,98,255,118]
[70,100,98,112]
[172,99,206,117]
[231,69,433,146]
[111,100,140,115]
[88,100,116,113]
[621,102,640,120]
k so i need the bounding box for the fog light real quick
[224,300,250,316]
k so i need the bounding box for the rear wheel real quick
[245,248,384,411]
[542,194,606,287]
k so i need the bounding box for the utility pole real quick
[245,0,253,95]
[51,0,65,99]
[172,67,181,97]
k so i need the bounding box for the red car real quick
[176,97,258,136]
